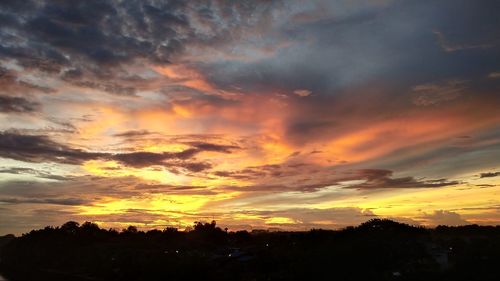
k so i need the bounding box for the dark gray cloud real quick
[0,176,141,201]
[0,131,238,170]
[214,163,315,181]
[134,183,215,195]
[0,197,90,206]
[218,165,459,192]
[69,80,137,96]
[1,0,184,66]
[2,0,498,105]
[0,0,282,91]
[0,167,68,181]
[113,130,155,138]
[0,95,40,113]
[345,169,460,189]
[202,0,500,97]
[0,67,55,95]
[189,142,239,153]
[173,161,213,173]
[112,142,238,169]
[479,171,500,178]
[113,151,184,168]
[0,131,101,164]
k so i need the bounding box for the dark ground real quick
[0,219,499,280]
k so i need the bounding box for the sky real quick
[0,0,499,234]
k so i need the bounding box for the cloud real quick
[1,0,184,66]
[112,151,184,168]
[479,171,500,178]
[0,176,141,201]
[113,130,155,138]
[433,30,495,52]
[214,163,318,183]
[0,131,238,170]
[134,183,215,195]
[0,67,55,95]
[0,131,102,164]
[217,166,460,193]
[68,80,137,96]
[0,207,80,235]
[189,142,239,153]
[345,169,460,189]
[0,95,40,113]
[0,197,90,206]
[0,167,68,181]
[111,143,238,169]
[421,210,469,226]
[293,89,312,97]
[2,0,499,100]
[411,80,467,106]
[204,0,500,99]
[0,0,283,92]
[173,161,212,173]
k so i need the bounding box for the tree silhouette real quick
[123,225,138,234]
[0,219,498,281]
[60,221,80,234]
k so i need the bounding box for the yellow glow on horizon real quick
[355,184,498,225]
[78,191,241,222]
[142,143,190,153]
[79,195,209,216]
[265,217,295,224]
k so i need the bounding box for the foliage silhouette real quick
[0,219,499,280]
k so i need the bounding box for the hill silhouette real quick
[0,219,499,280]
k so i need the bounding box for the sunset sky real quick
[0,0,499,234]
